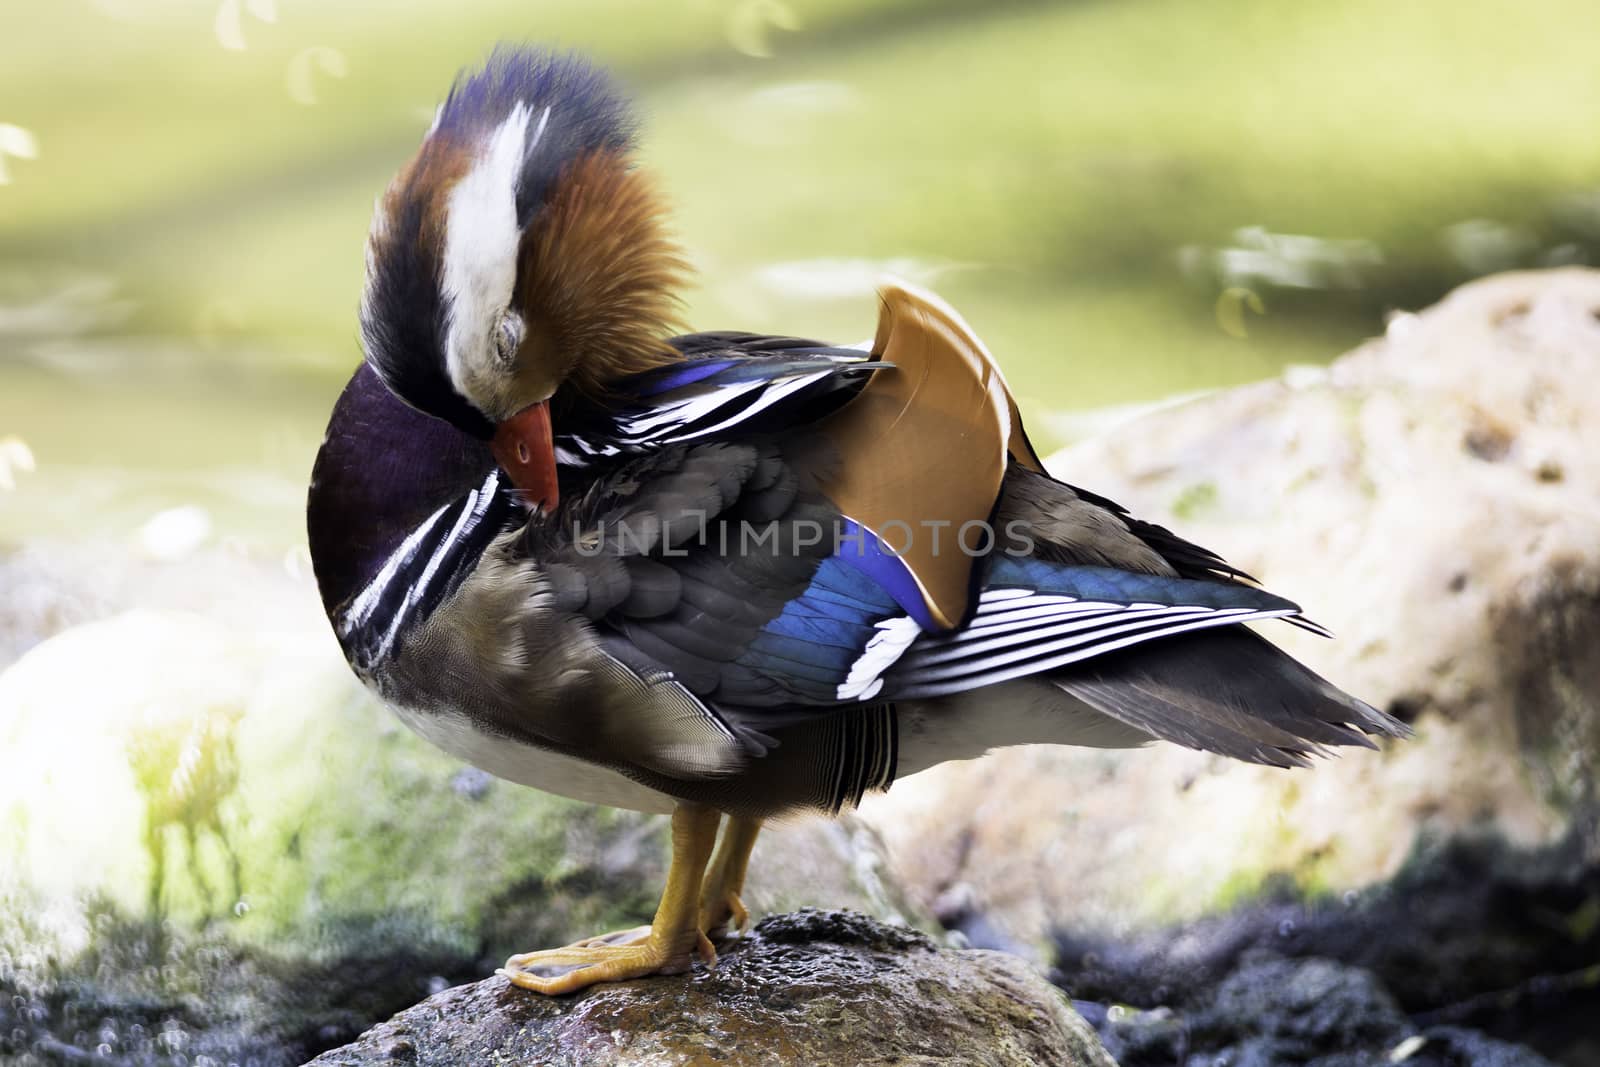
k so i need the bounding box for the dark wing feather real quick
[1052,627,1407,768]
[532,440,1336,722]
[1065,481,1256,584]
[531,438,880,708]
[666,331,862,358]
[553,341,884,466]
[999,463,1254,584]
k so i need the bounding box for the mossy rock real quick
[0,602,924,1063]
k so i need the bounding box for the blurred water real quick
[0,273,331,549]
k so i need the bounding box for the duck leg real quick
[699,816,762,939]
[499,803,722,994]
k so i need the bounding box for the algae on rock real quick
[0,553,925,1063]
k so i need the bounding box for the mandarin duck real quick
[305,47,1405,995]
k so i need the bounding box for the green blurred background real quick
[3,0,1600,549]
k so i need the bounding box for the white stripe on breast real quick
[340,501,452,636]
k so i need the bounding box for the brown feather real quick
[818,282,1041,629]
[371,138,467,266]
[515,151,690,398]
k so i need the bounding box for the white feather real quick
[340,501,451,637]
[440,102,537,409]
[838,615,922,700]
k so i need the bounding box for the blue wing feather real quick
[627,358,743,396]
[721,554,903,704]
[720,539,1305,709]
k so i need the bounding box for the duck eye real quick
[494,312,524,364]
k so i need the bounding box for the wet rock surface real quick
[307,909,1114,1067]
[1056,833,1599,1065]
[1083,960,1563,1067]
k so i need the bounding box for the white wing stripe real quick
[904,606,1262,684]
[958,599,1126,630]
[904,604,1219,668]
[617,385,738,435]
[615,368,836,441]
[630,370,834,444]
[891,608,1297,699]
[978,587,1034,603]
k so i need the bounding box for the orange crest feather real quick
[517,152,689,396]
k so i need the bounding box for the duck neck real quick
[307,363,518,670]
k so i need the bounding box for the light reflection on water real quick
[0,434,34,497]
[1180,226,1384,292]
[755,256,969,300]
[0,124,38,185]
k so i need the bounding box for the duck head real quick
[360,47,686,510]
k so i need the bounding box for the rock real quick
[0,546,928,1064]
[860,268,1600,954]
[1053,833,1600,1026]
[307,909,1114,1067]
[0,545,109,668]
[1097,954,1406,1065]
[1197,956,1409,1057]
[1092,954,1562,1067]
[1408,1027,1566,1067]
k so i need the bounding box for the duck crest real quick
[361,46,687,435]
[432,46,637,227]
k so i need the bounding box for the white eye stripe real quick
[440,102,541,410]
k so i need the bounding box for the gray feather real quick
[999,465,1177,575]
[1052,627,1408,768]
[618,558,682,617]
